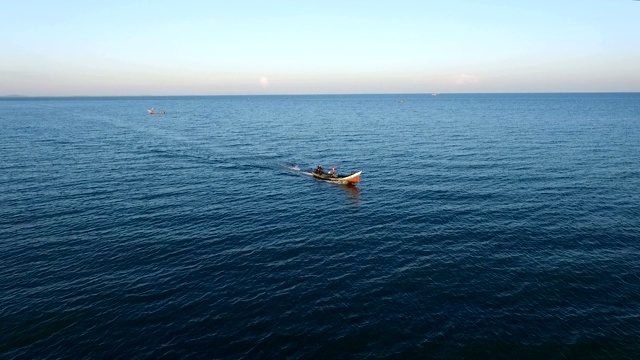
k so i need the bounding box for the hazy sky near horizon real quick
[2,0,639,96]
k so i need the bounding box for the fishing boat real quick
[304,169,362,184]
[148,108,165,115]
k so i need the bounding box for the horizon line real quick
[3,91,640,98]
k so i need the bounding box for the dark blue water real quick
[1,94,639,359]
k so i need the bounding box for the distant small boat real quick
[148,108,165,115]
[312,170,362,184]
[431,93,439,96]
[303,168,362,184]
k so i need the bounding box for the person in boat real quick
[315,165,323,174]
[329,166,337,177]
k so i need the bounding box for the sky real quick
[1,0,639,96]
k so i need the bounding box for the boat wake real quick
[283,163,326,179]
[282,163,314,179]
[281,163,302,172]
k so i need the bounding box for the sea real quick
[1,93,639,359]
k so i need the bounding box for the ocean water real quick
[1,93,639,359]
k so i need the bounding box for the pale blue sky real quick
[2,0,639,96]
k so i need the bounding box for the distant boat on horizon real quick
[148,108,165,115]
